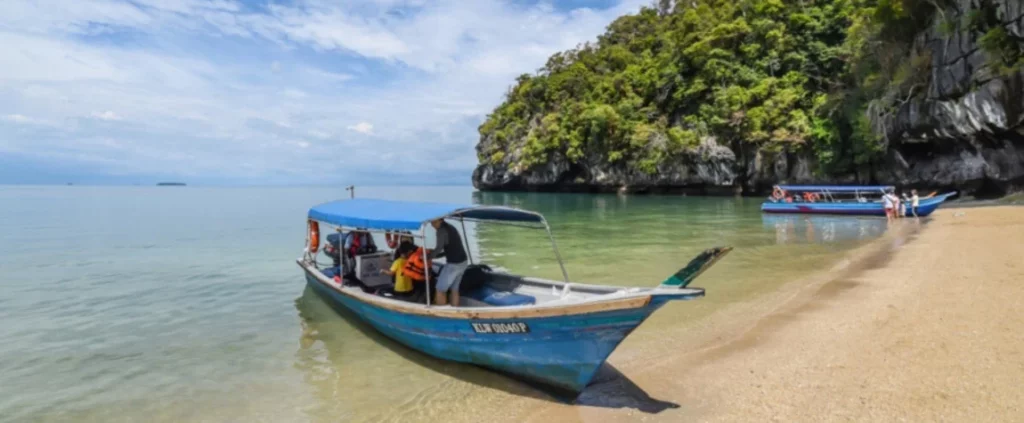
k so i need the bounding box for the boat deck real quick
[314,263,652,309]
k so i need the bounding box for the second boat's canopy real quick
[776,185,894,193]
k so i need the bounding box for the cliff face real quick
[876,0,1024,196]
[474,137,741,193]
[473,0,1024,197]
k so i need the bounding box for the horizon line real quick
[0,182,477,188]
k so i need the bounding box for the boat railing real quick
[767,189,893,204]
[310,215,571,306]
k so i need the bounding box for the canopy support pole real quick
[422,226,431,306]
[304,220,311,264]
[459,218,473,265]
[543,220,569,283]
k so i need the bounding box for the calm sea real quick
[0,186,887,422]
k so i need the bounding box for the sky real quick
[0,0,648,185]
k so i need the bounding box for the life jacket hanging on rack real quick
[337,230,378,276]
[345,230,377,256]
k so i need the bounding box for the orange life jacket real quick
[402,247,430,283]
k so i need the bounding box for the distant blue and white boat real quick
[761,185,956,217]
[297,198,731,395]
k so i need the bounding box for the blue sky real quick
[0,0,646,185]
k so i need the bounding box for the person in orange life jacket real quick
[401,246,433,303]
[402,246,430,283]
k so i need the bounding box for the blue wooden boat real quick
[761,185,956,217]
[297,198,731,395]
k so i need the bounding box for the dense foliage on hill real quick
[476,0,1022,181]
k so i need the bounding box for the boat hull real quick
[761,192,955,217]
[301,269,677,394]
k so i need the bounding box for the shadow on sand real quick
[293,286,679,414]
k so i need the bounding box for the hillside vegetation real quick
[476,0,1022,183]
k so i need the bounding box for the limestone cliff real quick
[472,0,1024,197]
[875,0,1024,196]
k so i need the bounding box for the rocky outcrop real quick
[472,0,1024,197]
[474,138,741,194]
[871,0,1024,196]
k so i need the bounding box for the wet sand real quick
[516,206,1024,422]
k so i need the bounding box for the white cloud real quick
[90,110,122,121]
[347,122,374,135]
[132,0,241,14]
[308,129,332,139]
[0,0,153,35]
[2,114,37,124]
[0,0,649,184]
[282,89,308,99]
[265,6,410,61]
[301,67,353,82]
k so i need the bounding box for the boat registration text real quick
[471,322,530,334]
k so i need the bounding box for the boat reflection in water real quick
[762,214,888,245]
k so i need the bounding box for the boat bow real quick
[659,246,733,289]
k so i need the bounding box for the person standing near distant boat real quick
[771,185,786,203]
[429,218,469,306]
[883,190,897,222]
[911,190,920,217]
[896,191,906,218]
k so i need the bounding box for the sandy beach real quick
[508,206,1024,422]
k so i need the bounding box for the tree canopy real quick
[478,0,1020,178]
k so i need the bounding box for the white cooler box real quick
[356,252,392,288]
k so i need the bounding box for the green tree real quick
[477,0,1022,179]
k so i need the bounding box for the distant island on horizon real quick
[156,182,186,186]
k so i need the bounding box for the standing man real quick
[429,218,468,306]
[910,189,920,217]
[883,190,897,222]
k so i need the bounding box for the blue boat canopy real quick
[308,198,544,231]
[776,185,894,193]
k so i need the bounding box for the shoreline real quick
[473,185,1024,200]
[510,206,1023,421]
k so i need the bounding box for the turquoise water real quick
[0,186,887,422]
